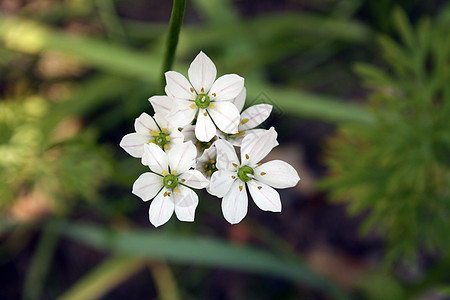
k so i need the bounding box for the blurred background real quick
[1,0,449,299]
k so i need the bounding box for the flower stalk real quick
[160,0,186,92]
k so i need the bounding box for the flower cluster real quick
[120,51,300,227]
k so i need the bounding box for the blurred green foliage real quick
[322,8,450,263]
[1,0,449,299]
[0,96,109,215]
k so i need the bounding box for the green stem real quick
[23,223,60,300]
[160,0,186,92]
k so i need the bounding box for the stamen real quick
[171,170,177,175]
[190,87,194,93]
[210,104,215,109]
[232,175,236,179]
[181,179,186,182]
[201,88,205,93]
[212,93,216,97]
[239,186,243,191]
[240,118,249,125]
[245,154,249,160]
[163,191,168,197]
[164,144,170,150]
[174,187,180,194]
[150,130,160,137]
[260,172,266,176]
[203,112,207,116]
[165,136,171,141]
[258,186,262,190]
[148,139,155,143]
[190,103,197,109]
[231,131,245,138]
[162,128,168,134]
[232,163,238,168]
[161,170,167,176]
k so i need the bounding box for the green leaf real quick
[55,222,351,300]
[392,7,416,50]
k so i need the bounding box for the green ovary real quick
[238,165,254,182]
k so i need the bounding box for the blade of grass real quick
[54,222,351,300]
[57,255,145,300]
[147,260,181,300]
[23,224,59,300]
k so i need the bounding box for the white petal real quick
[181,124,196,143]
[142,143,169,174]
[178,170,209,189]
[173,185,199,222]
[149,188,175,227]
[154,113,169,129]
[239,104,272,131]
[134,112,158,134]
[164,71,195,100]
[132,172,164,201]
[231,87,246,112]
[149,96,172,116]
[221,180,248,224]
[169,128,184,146]
[241,127,278,166]
[188,51,217,94]
[209,74,244,101]
[247,180,281,212]
[119,133,149,158]
[214,139,239,171]
[195,109,216,142]
[254,160,300,189]
[207,101,240,134]
[166,99,197,128]
[168,142,197,174]
[209,170,237,197]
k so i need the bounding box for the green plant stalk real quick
[147,260,181,300]
[95,0,127,44]
[23,224,60,300]
[161,0,186,92]
[57,255,145,300]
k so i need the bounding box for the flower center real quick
[203,159,218,177]
[153,132,168,147]
[195,93,210,109]
[163,174,178,189]
[238,165,254,182]
[195,137,215,152]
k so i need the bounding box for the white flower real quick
[209,128,300,224]
[120,113,184,157]
[133,142,209,227]
[195,141,219,193]
[164,51,244,142]
[218,104,273,146]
